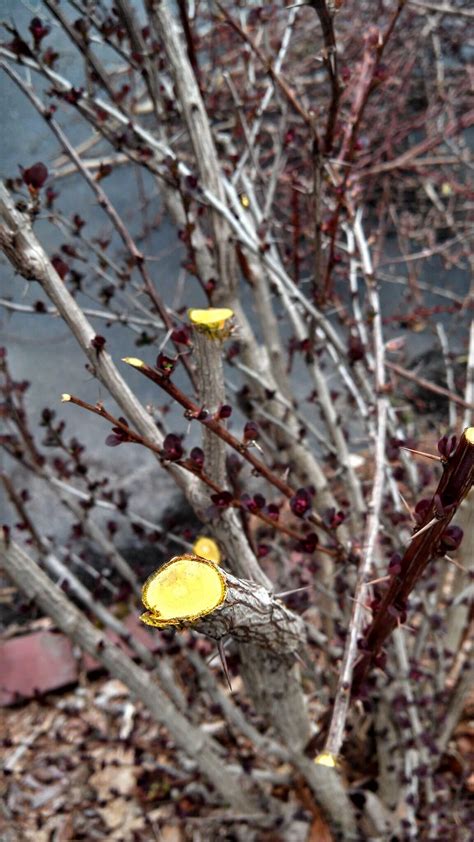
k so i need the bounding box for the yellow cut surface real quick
[141,555,227,627]
[193,536,221,565]
[188,307,234,331]
[140,610,174,628]
[314,752,338,768]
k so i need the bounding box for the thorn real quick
[347,596,372,614]
[217,639,233,692]
[405,517,438,545]
[157,328,173,354]
[396,618,417,634]
[274,585,313,599]
[400,446,442,462]
[398,490,416,521]
[444,554,467,573]
[293,650,306,667]
[366,575,391,586]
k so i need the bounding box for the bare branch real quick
[325,213,388,757]
[0,536,269,814]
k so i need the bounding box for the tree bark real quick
[0,536,269,815]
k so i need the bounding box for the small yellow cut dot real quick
[61,393,71,402]
[122,357,145,368]
[314,752,338,768]
[193,536,221,565]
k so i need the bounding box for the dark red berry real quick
[190,447,204,469]
[170,327,191,345]
[162,434,183,461]
[29,18,50,49]
[51,255,69,280]
[439,525,463,551]
[22,162,48,190]
[243,421,259,441]
[299,532,319,553]
[347,335,366,364]
[290,488,311,518]
[156,354,176,376]
[91,335,106,351]
[210,491,233,509]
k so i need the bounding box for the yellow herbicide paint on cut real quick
[122,357,145,368]
[140,554,227,629]
[193,536,221,565]
[188,307,234,337]
[314,752,338,768]
[140,611,172,628]
[465,426,474,444]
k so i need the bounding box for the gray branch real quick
[194,571,306,657]
[0,535,270,815]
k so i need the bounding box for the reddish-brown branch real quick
[386,361,474,412]
[214,1,313,130]
[362,109,474,175]
[43,0,118,105]
[121,358,341,541]
[352,426,474,696]
[324,1,406,295]
[308,1,341,154]
[61,394,335,555]
[124,359,293,492]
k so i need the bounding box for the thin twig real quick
[324,211,388,757]
[386,360,474,411]
[463,319,474,429]
[0,60,196,388]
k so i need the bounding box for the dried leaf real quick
[309,809,334,842]
[159,825,184,842]
[90,763,137,799]
[97,797,145,835]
